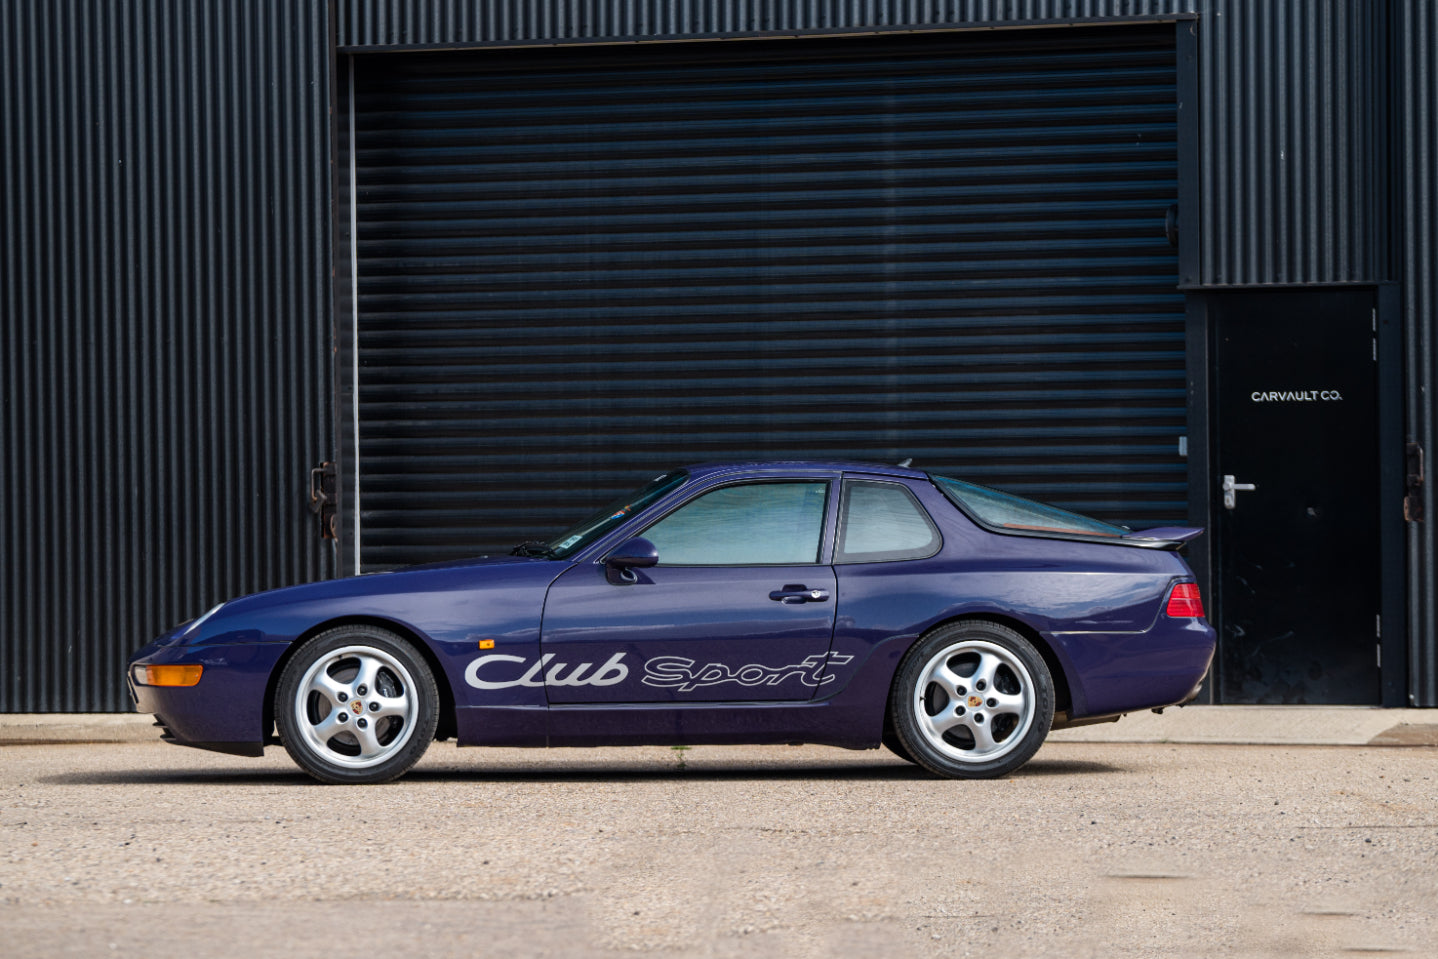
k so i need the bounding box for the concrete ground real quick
[4,705,1437,747]
[1,728,1435,958]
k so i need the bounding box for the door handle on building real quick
[1222,474,1257,510]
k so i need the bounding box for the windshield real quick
[929,474,1126,538]
[545,470,689,559]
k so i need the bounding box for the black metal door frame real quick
[334,53,361,577]
[333,19,1199,581]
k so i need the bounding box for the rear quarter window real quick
[836,481,941,563]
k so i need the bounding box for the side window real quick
[836,481,941,564]
[643,482,828,565]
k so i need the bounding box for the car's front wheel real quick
[881,718,919,765]
[889,621,1054,779]
[276,626,439,784]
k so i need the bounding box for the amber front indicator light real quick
[1165,583,1205,619]
[133,664,203,687]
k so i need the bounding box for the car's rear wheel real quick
[276,626,439,784]
[890,621,1053,779]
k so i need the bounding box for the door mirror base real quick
[605,537,658,584]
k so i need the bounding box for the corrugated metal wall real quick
[0,1,334,711]
[337,0,1198,47]
[1197,0,1388,286]
[2,0,1433,709]
[351,28,1186,568]
[1397,0,1437,706]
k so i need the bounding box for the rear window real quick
[928,474,1126,540]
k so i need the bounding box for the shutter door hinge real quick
[1404,441,1425,522]
[309,461,338,540]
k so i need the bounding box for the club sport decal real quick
[641,653,853,692]
[465,652,629,690]
[464,651,854,692]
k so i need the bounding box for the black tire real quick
[276,625,439,785]
[881,719,920,765]
[889,621,1054,779]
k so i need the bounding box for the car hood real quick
[169,554,563,645]
[367,554,552,574]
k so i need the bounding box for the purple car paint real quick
[129,461,1215,783]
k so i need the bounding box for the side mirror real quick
[605,537,658,583]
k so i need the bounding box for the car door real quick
[539,479,839,704]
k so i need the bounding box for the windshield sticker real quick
[556,535,583,550]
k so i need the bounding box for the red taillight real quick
[1165,582,1205,618]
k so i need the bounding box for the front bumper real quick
[128,640,288,755]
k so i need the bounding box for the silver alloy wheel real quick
[911,639,1036,763]
[292,644,419,769]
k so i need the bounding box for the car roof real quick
[680,460,929,482]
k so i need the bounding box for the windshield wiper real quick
[510,541,557,558]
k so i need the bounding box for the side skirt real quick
[455,700,878,750]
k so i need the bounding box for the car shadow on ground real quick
[36,756,1121,787]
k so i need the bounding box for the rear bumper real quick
[1054,618,1217,719]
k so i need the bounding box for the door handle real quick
[769,585,831,604]
[1222,474,1257,510]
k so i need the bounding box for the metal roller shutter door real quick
[352,25,1183,569]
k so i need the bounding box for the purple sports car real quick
[128,461,1214,784]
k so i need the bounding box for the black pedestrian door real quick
[1212,290,1381,704]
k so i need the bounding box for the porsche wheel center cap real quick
[967,695,983,708]
[351,700,364,714]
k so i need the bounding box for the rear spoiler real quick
[1120,526,1205,550]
